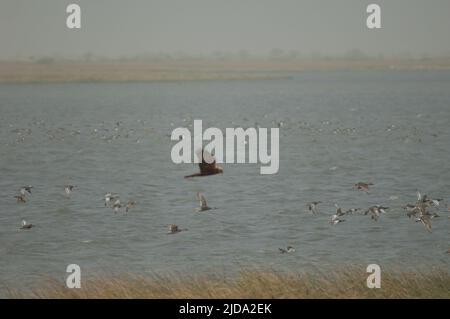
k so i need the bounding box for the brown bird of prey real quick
[184,149,223,178]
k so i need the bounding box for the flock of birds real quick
[307,186,443,233]
[12,149,222,234]
[103,193,137,214]
[282,184,448,254]
[13,149,449,257]
[2,110,434,150]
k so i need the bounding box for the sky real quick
[1,0,450,59]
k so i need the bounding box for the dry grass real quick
[6,268,450,299]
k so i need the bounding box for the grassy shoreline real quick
[5,268,450,299]
[1,58,450,84]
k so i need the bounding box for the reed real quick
[6,267,449,299]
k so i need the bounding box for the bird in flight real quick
[279,246,295,254]
[365,205,389,221]
[416,192,442,207]
[20,185,33,195]
[184,149,223,178]
[125,200,137,213]
[104,193,119,207]
[416,214,433,233]
[345,208,361,215]
[330,204,346,224]
[112,199,122,213]
[64,185,75,196]
[353,182,373,193]
[14,195,27,203]
[307,201,321,214]
[20,220,33,230]
[196,192,212,212]
[167,224,187,234]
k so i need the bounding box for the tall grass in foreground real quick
[6,268,450,299]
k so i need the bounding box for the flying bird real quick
[345,208,361,215]
[112,199,122,213]
[196,192,212,212]
[416,214,432,233]
[404,193,439,232]
[417,192,442,207]
[279,246,296,254]
[353,182,373,193]
[14,195,27,203]
[20,220,33,230]
[403,204,421,219]
[184,149,223,178]
[104,193,119,207]
[20,185,33,195]
[307,201,321,214]
[64,185,75,196]
[365,205,389,221]
[330,204,346,224]
[330,219,346,225]
[167,224,186,234]
[125,200,137,213]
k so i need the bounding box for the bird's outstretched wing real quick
[420,215,432,233]
[417,191,422,202]
[197,192,208,208]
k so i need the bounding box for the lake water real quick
[0,71,449,293]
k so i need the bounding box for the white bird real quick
[104,193,119,207]
[279,246,295,254]
[20,185,33,195]
[330,219,346,225]
[330,204,346,224]
[64,185,75,196]
[196,192,212,212]
[307,201,321,214]
[20,220,33,230]
[112,199,122,213]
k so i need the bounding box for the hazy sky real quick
[1,0,450,59]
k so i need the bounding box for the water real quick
[0,71,449,292]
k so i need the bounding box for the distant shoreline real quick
[1,58,450,84]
